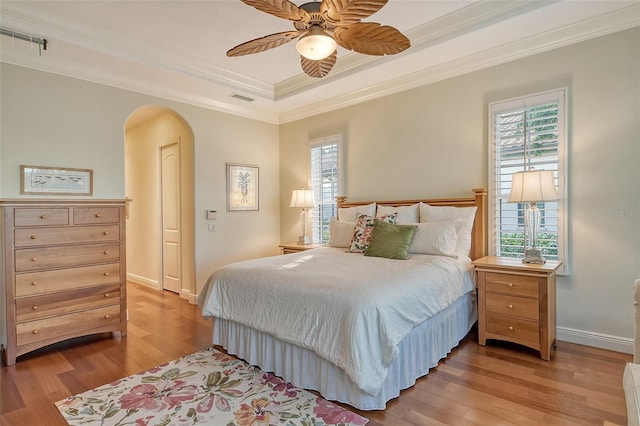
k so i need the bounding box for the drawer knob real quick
[95,214,101,218]
[40,215,46,219]
[31,281,38,286]
[104,272,110,276]
[508,326,514,331]
[104,251,110,255]
[103,231,109,236]
[104,314,111,319]
[508,304,513,309]
[32,306,38,311]
[31,257,37,262]
[104,293,110,297]
[32,330,39,335]
[30,235,37,240]
[508,283,513,287]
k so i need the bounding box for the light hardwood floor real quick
[0,282,631,425]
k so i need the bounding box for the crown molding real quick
[1,2,638,125]
[278,4,640,123]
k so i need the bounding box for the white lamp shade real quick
[289,189,316,208]
[508,170,559,203]
[296,28,337,60]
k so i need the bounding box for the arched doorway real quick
[123,106,196,302]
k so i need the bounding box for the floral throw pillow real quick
[347,212,397,253]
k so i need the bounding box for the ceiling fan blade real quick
[240,0,310,22]
[227,31,300,56]
[334,22,410,55]
[301,51,337,78]
[320,0,388,25]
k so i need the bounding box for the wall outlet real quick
[208,223,216,232]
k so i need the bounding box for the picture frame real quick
[21,165,93,196]
[227,163,259,211]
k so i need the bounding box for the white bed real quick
[198,190,487,410]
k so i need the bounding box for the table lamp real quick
[289,189,316,245]
[508,170,559,264]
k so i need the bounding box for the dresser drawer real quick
[485,272,539,298]
[485,313,539,344]
[14,208,69,227]
[15,242,120,272]
[485,293,539,320]
[73,207,120,224]
[16,284,120,322]
[15,263,120,297]
[16,304,121,346]
[15,225,120,247]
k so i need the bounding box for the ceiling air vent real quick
[229,93,255,103]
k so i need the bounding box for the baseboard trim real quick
[180,289,197,305]
[557,326,632,354]
[126,273,161,291]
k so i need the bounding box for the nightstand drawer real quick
[485,293,539,320]
[486,313,539,344]
[485,272,539,298]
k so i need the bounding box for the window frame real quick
[309,134,344,244]
[488,88,568,275]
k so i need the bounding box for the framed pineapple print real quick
[227,163,259,211]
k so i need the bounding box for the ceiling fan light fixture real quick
[296,27,336,61]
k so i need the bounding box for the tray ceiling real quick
[1,1,638,123]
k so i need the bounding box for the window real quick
[310,135,343,244]
[489,88,568,274]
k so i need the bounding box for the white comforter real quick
[197,247,474,396]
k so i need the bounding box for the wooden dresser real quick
[473,256,562,360]
[1,199,127,366]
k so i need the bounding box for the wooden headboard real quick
[336,188,487,260]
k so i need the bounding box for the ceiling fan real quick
[227,0,411,78]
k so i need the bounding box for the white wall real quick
[0,64,281,297]
[280,28,640,351]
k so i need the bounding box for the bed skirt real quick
[212,291,477,410]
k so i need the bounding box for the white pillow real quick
[328,219,355,248]
[420,203,477,256]
[376,203,419,223]
[409,221,458,256]
[338,202,376,222]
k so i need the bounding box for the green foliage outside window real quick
[499,232,558,258]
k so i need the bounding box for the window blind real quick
[310,135,343,243]
[489,89,567,272]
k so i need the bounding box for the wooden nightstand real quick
[279,243,324,254]
[472,256,562,360]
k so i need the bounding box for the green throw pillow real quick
[365,220,417,260]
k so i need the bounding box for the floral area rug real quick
[55,347,368,426]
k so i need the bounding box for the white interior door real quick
[161,143,181,294]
